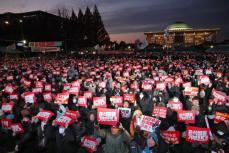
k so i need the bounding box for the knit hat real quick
[148,132,158,145]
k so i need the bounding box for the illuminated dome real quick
[166,22,192,31]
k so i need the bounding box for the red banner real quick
[81,136,97,153]
[55,92,69,105]
[177,110,195,124]
[161,130,180,144]
[140,115,161,132]
[152,106,167,118]
[93,97,107,108]
[110,96,123,106]
[97,108,119,126]
[123,94,135,103]
[186,126,210,144]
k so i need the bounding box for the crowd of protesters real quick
[0,53,229,153]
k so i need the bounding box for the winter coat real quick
[95,128,131,153]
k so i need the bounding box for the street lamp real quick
[19,19,23,23]
[4,21,9,24]
[22,40,27,44]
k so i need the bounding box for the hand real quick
[15,145,19,152]
[119,123,124,130]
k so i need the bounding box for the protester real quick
[0,53,229,153]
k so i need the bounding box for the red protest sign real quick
[71,80,80,87]
[9,94,19,100]
[155,82,166,90]
[110,96,123,106]
[177,110,195,124]
[69,86,80,95]
[123,94,135,103]
[23,79,31,87]
[84,91,93,99]
[184,87,199,96]
[4,85,15,94]
[175,77,183,86]
[214,112,229,124]
[161,130,180,144]
[53,115,74,128]
[186,126,210,144]
[93,97,107,108]
[81,136,97,153]
[183,82,191,88]
[64,110,79,120]
[78,96,87,107]
[1,103,14,114]
[11,123,24,134]
[24,92,36,104]
[35,81,43,88]
[1,118,12,129]
[142,83,153,91]
[97,108,119,126]
[99,82,106,88]
[164,78,174,83]
[140,115,161,132]
[7,76,14,81]
[198,75,211,85]
[167,102,183,111]
[55,92,69,105]
[63,83,71,91]
[32,88,43,93]
[44,84,52,92]
[43,92,52,102]
[36,110,54,122]
[212,89,228,103]
[152,106,167,118]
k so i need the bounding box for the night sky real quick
[0,0,229,43]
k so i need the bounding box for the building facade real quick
[144,22,220,48]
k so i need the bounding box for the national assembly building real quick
[144,22,220,48]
